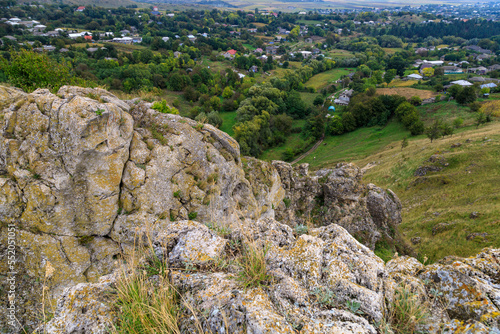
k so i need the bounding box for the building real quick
[450,80,472,87]
[442,66,463,74]
[468,66,488,75]
[112,37,133,44]
[76,6,85,12]
[223,49,237,59]
[407,73,423,80]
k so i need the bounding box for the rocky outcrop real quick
[41,219,500,333]
[2,85,494,333]
[272,161,402,249]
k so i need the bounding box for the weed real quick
[173,190,181,198]
[33,173,41,180]
[294,224,308,235]
[205,222,232,237]
[95,108,105,116]
[283,197,291,208]
[345,300,364,315]
[381,284,430,333]
[312,287,336,307]
[188,212,198,220]
[207,173,218,183]
[236,242,272,289]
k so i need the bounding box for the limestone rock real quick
[273,161,402,249]
[37,274,116,334]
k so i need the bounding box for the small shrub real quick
[295,224,308,235]
[188,212,198,220]
[152,100,179,114]
[283,198,291,208]
[173,190,181,198]
[236,242,272,289]
[312,287,336,307]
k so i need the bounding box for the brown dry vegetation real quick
[377,87,437,100]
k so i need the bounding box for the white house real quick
[450,80,473,87]
[407,74,423,80]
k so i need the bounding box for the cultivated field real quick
[377,87,437,99]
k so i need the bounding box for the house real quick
[112,37,133,44]
[166,13,175,17]
[162,37,170,42]
[480,83,497,89]
[223,49,237,59]
[87,47,99,53]
[298,11,307,15]
[59,48,69,53]
[465,45,491,54]
[305,37,313,44]
[475,54,491,61]
[334,96,350,106]
[265,46,278,55]
[415,47,429,55]
[33,24,46,31]
[407,74,423,80]
[173,51,181,58]
[249,65,258,73]
[450,80,472,87]
[488,64,500,71]
[132,37,142,43]
[469,76,487,83]
[442,66,463,74]
[84,35,92,41]
[419,63,434,73]
[76,6,85,12]
[187,35,196,42]
[299,51,312,58]
[254,48,263,53]
[120,29,130,35]
[248,28,257,33]
[4,35,17,41]
[468,66,488,75]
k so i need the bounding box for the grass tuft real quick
[236,242,272,289]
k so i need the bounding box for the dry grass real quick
[391,80,419,88]
[376,87,437,100]
[480,100,500,117]
[361,121,500,262]
[380,284,430,333]
[236,241,272,289]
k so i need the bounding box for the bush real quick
[4,49,73,92]
[469,101,481,112]
[152,100,179,114]
[409,96,422,106]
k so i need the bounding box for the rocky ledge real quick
[0,86,498,333]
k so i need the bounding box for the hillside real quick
[299,118,500,263]
[2,85,499,333]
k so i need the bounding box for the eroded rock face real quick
[272,161,402,249]
[0,86,279,331]
[3,86,497,333]
[42,219,500,333]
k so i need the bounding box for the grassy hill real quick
[297,114,499,263]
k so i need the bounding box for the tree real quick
[222,86,233,99]
[313,96,324,106]
[384,69,397,87]
[409,96,422,106]
[456,86,476,105]
[386,55,406,77]
[422,67,434,77]
[425,120,442,142]
[476,112,487,128]
[4,49,73,92]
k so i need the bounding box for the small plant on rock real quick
[236,242,272,289]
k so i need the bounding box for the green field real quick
[220,111,238,136]
[304,68,354,90]
[300,120,410,169]
[325,49,356,59]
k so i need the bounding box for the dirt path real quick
[291,137,324,165]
